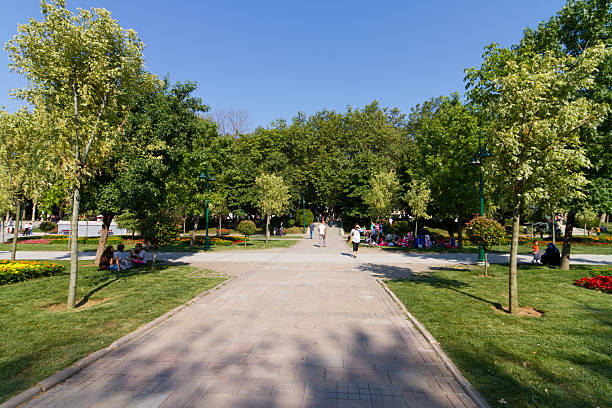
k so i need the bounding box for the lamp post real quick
[302,196,306,233]
[199,165,215,250]
[470,132,492,263]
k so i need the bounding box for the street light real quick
[199,165,215,250]
[470,132,492,263]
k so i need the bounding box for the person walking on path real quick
[318,220,327,247]
[309,222,315,239]
[350,223,362,258]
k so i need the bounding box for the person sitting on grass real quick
[130,243,147,267]
[98,246,114,270]
[110,244,132,271]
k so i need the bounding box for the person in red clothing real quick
[531,241,540,264]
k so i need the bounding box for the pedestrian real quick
[350,223,362,258]
[309,222,315,239]
[318,220,327,247]
[531,240,540,264]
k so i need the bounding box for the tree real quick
[236,220,256,246]
[6,0,146,308]
[403,179,431,236]
[465,43,609,314]
[138,211,180,269]
[0,109,52,260]
[520,0,612,270]
[465,216,505,276]
[212,107,252,136]
[363,170,400,220]
[406,94,481,247]
[254,173,290,243]
[208,191,229,236]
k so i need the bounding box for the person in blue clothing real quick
[309,222,315,239]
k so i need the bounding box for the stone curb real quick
[377,278,492,408]
[0,275,235,408]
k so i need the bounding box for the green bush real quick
[392,220,411,236]
[0,260,65,286]
[295,209,314,227]
[237,220,257,244]
[38,221,56,234]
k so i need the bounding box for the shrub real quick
[237,220,256,246]
[295,209,314,228]
[0,260,65,285]
[392,220,411,236]
[465,215,505,276]
[39,221,56,235]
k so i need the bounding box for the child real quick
[531,241,540,264]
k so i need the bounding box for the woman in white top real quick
[350,224,362,258]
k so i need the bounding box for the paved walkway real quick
[2,233,611,266]
[23,231,480,408]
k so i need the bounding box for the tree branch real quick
[82,91,108,165]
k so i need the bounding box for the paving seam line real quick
[376,278,492,408]
[0,274,237,408]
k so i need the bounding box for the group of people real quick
[531,241,561,266]
[3,218,34,236]
[98,243,147,271]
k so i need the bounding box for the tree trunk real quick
[599,212,606,227]
[265,214,270,244]
[95,214,113,266]
[458,217,464,249]
[190,217,199,249]
[508,193,520,315]
[218,216,222,236]
[152,249,157,270]
[560,211,576,271]
[551,214,556,245]
[11,199,21,261]
[67,188,80,309]
[31,201,37,222]
[183,218,186,234]
[484,251,488,277]
[85,218,89,245]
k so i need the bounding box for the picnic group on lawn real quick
[98,243,147,271]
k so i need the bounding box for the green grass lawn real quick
[386,264,612,408]
[0,261,225,403]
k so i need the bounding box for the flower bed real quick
[574,275,612,293]
[0,260,65,286]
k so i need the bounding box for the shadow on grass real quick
[77,262,178,308]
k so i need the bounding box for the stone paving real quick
[23,231,481,408]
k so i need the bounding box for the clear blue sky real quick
[1,0,566,130]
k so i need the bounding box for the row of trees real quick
[1,0,610,314]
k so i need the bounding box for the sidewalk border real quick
[0,274,236,408]
[377,278,492,408]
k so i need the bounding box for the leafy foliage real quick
[236,220,256,246]
[465,216,506,251]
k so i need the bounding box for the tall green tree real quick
[406,94,481,246]
[364,170,400,220]
[6,0,146,308]
[403,179,431,236]
[521,0,612,269]
[465,43,609,314]
[254,173,290,243]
